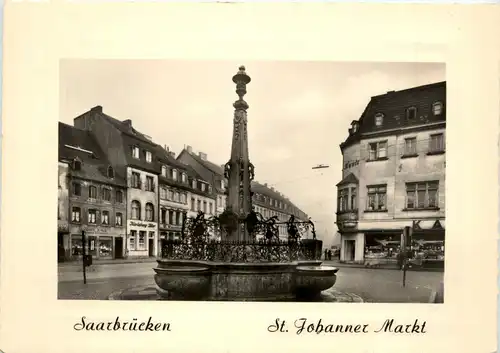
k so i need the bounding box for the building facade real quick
[58,162,70,262]
[177,146,310,240]
[59,122,128,261]
[73,106,161,258]
[336,82,446,264]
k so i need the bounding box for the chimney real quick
[91,106,103,113]
[199,152,207,161]
[122,119,132,128]
[169,151,176,158]
[264,183,268,187]
[186,145,193,153]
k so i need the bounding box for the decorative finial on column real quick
[232,65,251,111]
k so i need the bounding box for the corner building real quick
[336,82,446,264]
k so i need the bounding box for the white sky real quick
[60,60,445,246]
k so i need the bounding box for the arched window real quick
[145,203,154,221]
[131,200,141,220]
[107,166,114,178]
[374,113,384,126]
[432,101,443,116]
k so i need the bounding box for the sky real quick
[60,60,445,247]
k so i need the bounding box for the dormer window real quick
[406,107,417,120]
[192,180,196,189]
[351,121,359,133]
[432,101,443,116]
[201,183,206,192]
[132,146,140,159]
[374,113,384,127]
[181,173,187,183]
[221,180,225,189]
[172,169,178,180]
[145,151,152,163]
[72,158,82,171]
[107,166,114,178]
[161,165,167,177]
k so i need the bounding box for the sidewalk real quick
[58,257,157,268]
[322,259,444,272]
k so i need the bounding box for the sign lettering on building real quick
[130,221,157,228]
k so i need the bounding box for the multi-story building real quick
[58,162,70,262]
[177,146,310,240]
[73,106,160,258]
[58,122,128,261]
[336,82,446,264]
[156,146,191,242]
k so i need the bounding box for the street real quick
[58,261,443,303]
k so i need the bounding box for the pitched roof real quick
[97,113,162,174]
[336,172,359,186]
[58,122,126,187]
[342,81,446,148]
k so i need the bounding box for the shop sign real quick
[129,220,157,228]
[85,226,109,234]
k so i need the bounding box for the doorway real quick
[114,237,123,259]
[148,239,155,257]
[344,240,356,262]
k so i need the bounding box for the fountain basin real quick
[295,265,339,300]
[153,266,211,301]
[154,260,338,301]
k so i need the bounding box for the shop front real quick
[364,232,401,266]
[58,222,70,262]
[126,220,158,258]
[69,225,125,261]
[159,224,183,257]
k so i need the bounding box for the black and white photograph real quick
[57,60,446,303]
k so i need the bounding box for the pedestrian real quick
[324,249,328,260]
[328,249,332,261]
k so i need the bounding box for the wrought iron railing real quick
[160,210,322,263]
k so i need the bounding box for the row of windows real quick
[373,102,444,128]
[368,133,444,161]
[160,209,184,226]
[130,201,155,222]
[72,183,124,203]
[71,207,123,226]
[160,165,214,194]
[253,193,303,218]
[190,197,214,214]
[131,146,153,163]
[160,187,188,204]
[337,181,440,212]
[130,172,155,192]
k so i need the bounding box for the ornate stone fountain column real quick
[222,66,255,241]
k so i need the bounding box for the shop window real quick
[368,141,387,160]
[130,230,137,250]
[131,200,141,220]
[138,231,146,250]
[366,185,387,211]
[99,237,113,258]
[405,181,439,209]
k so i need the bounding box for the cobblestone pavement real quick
[58,262,443,303]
